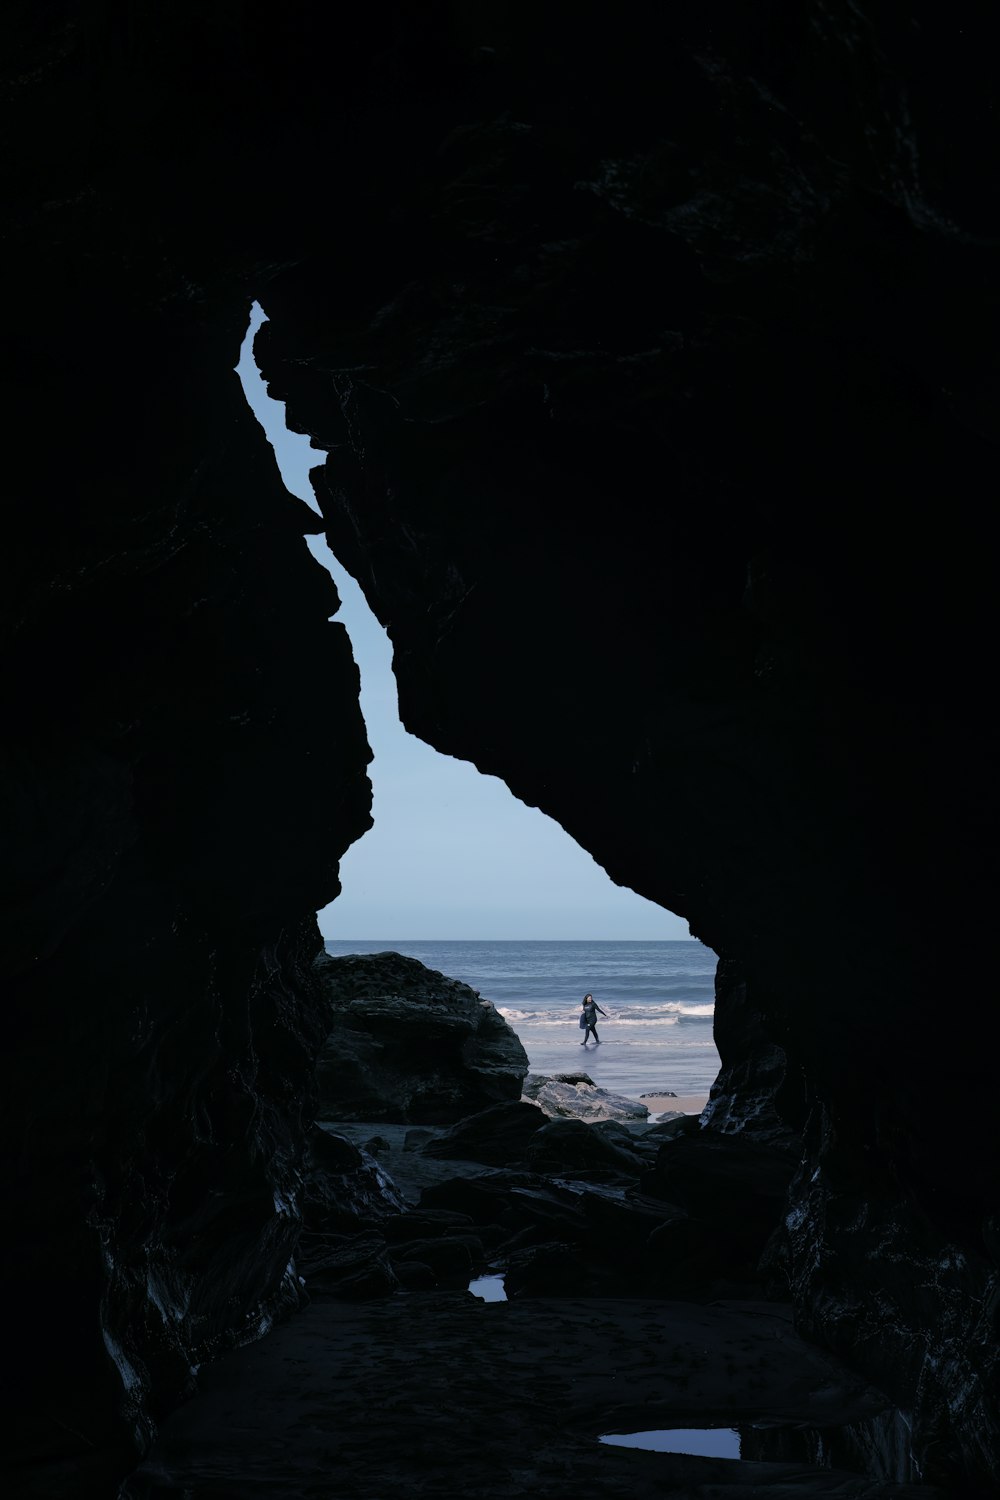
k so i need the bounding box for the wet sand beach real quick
[639,1092,709,1118]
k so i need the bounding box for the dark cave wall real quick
[2,9,377,1482]
[260,0,999,1151]
[2,329,374,1481]
[2,1,998,1493]
[254,1,1000,1486]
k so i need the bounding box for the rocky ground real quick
[118,1104,944,1499]
[323,1112,701,1202]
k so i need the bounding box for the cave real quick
[2,4,998,1497]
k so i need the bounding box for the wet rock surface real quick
[524,1071,651,1122]
[289,1103,798,1306]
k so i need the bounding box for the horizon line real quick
[319,936,703,943]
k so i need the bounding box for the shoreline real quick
[640,1091,709,1117]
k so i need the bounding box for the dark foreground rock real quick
[115,1107,946,1497]
[420,1098,548,1164]
[413,1113,796,1305]
[121,1291,945,1499]
[114,1101,952,1496]
[313,951,529,1122]
[238,1098,800,1318]
[300,1123,406,1233]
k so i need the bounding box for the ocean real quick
[321,939,721,1103]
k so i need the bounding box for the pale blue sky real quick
[236,304,691,940]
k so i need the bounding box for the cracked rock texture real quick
[312,950,529,1122]
[2,4,998,1496]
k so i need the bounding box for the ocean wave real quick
[496,1008,568,1024]
[497,1003,712,1025]
[614,1002,715,1020]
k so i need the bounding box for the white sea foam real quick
[498,1002,712,1025]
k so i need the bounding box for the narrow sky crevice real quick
[235,303,691,940]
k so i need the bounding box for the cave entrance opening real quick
[235,302,722,1113]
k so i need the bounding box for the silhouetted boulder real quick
[295,1232,399,1301]
[388,1233,485,1283]
[313,951,529,1123]
[300,1125,406,1235]
[417,1176,521,1227]
[524,1117,647,1175]
[419,1100,546,1165]
[381,1208,475,1242]
[641,1133,798,1236]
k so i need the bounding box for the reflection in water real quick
[468,1275,507,1302]
[600,1428,740,1459]
[603,1414,915,1483]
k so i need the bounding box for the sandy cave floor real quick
[126,1290,936,1499]
[122,1116,942,1499]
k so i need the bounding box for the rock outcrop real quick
[313,951,529,1122]
[420,1099,548,1167]
[523,1071,650,1122]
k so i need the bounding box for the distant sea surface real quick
[321,939,721,1102]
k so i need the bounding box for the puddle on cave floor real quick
[468,1274,507,1301]
[601,1428,740,1459]
[601,1411,918,1483]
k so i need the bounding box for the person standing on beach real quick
[579,992,607,1045]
